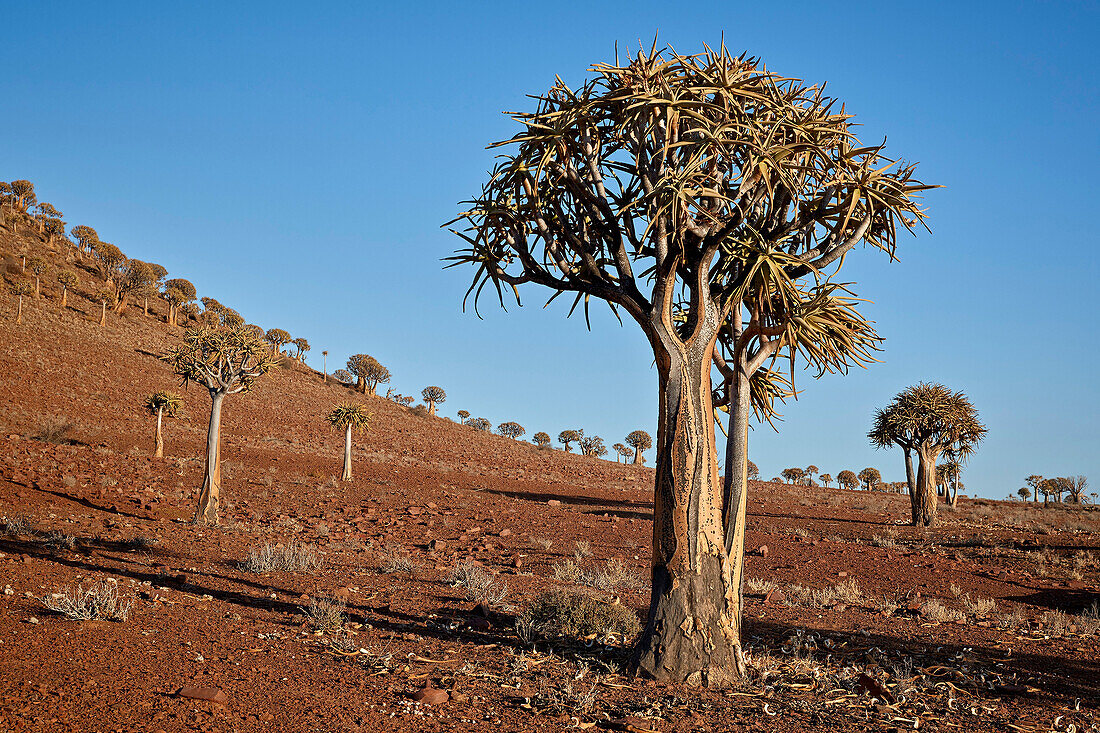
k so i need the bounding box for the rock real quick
[547,499,562,507]
[412,685,449,705]
[498,529,511,538]
[756,545,769,558]
[429,539,446,551]
[466,616,491,631]
[511,554,523,569]
[857,673,896,704]
[177,686,228,706]
[837,571,848,578]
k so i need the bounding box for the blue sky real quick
[4,2,1097,498]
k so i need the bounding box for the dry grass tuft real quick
[41,581,132,621]
[304,595,346,632]
[447,561,508,606]
[240,541,320,572]
[525,588,639,640]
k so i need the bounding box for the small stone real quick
[429,539,446,551]
[756,545,769,558]
[27,616,40,624]
[412,685,449,705]
[176,686,227,706]
[498,529,511,538]
[837,571,848,578]
[763,588,785,605]
[547,500,561,507]
[511,554,523,569]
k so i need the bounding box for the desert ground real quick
[2,227,1098,733]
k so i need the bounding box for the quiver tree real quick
[747,461,759,480]
[870,383,985,526]
[144,391,182,458]
[326,403,371,481]
[10,280,33,323]
[457,410,470,423]
[1025,475,1044,504]
[447,42,932,683]
[92,241,126,285]
[265,328,291,354]
[533,431,551,447]
[162,326,276,524]
[836,470,858,490]
[1017,486,1031,501]
[1067,475,1088,504]
[346,354,390,394]
[115,259,156,313]
[9,180,36,212]
[557,430,582,452]
[292,338,310,362]
[56,270,78,307]
[321,350,329,381]
[805,465,818,486]
[221,309,244,328]
[95,285,113,326]
[421,386,446,416]
[498,421,526,439]
[332,369,354,385]
[613,443,629,462]
[819,472,832,488]
[70,225,99,261]
[858,467,881,491]
[163,278,196,326]
[144,263,167,315]
[26,256,48,298]
[781,467,805,484]
[625,430,652,465]
[936,460,961,505]
[580,435,607,457]
[469,417,492,432]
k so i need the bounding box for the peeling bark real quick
[194,393,225,524]
[913,446,939,526]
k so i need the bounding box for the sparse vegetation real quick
[346,354,390,395]
[447,561,508,606]
[497,421,525,439]
[325,403,371,481]
[421,386,446,416]
[143,391,182,458]
[241,541,320,573]
[303,595,346,632]
[41,581,132,621]
[524,589,639,640]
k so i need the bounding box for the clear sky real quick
[4,2,1097,498]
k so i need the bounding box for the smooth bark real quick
[154,407,164,458]
[194,392,225,524]
[60,287,68,308]
[342,423,353,481]
[16,295,23,323]
[99,301,106,327]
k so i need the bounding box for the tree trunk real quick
[143,297,149,316]
[428,401,436,416]
[633,446,644,465]
[342,424,353,481]
[903,447,918,520]
[631,322,742,685]
[115,292,128,314]
[154,407,164,458]
[16,294,23,323]
[34,276,40,298]
[194,392,225,524]
[61,287,68,307]
[99,301,106,327]
[912,446,939,527]
[720,366,751,647]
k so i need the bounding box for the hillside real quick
[1,225,1099,732]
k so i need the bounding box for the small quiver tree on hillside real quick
[1066,475,1088,504]
[457,410,470,424]
[613,443,630,462]
[162,326,276,524]
[870,383,985,526]
[265,328,291,354]
[70,224,98,261]
[26,256,48,298]
[326,403,371,481]
[781,467,805,485]
[10,279,33,323]
[332,369,354,385]
[57,270,78,308]
[624,430,652,465]
[819,473,833,488]
[422,386,446,416]
[533,431,551,448]
[836,470,858,490]
[469,417,492,432]
[347,354,390,395]
[858,467,881,491]
[162,279,196,326]
[144,391,182,458]
[292,338,310,362]
[747,461,759,480]
[498,421,525,439]
[558,429,582,452]
[95,285,114,326]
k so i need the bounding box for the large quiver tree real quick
[870,383,985,526]
[326,403,371,481]
[447,43,931,684]
[162,327,275,524]
[421,386,446,415]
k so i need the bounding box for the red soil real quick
[1,227,1097,732]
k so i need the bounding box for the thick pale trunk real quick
[154,407,164,458]
[194,392,225,524]
[428,401,436,416]
[16,295,23,323]
[342,424,353,481]
[143,297,149,316]
[99,301,107,326]
[720,368,751,632]
[61,288,68,307]
[903,447,918,520]
[633,446,644,465]
[912,445,939,526]
[115,292,128,314]
[632,324,742,685]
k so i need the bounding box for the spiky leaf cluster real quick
[144,391,183,417]
[422,386,446,404]
[625,430,652,451]
[161,326,276,395]
[468,417,492,432]
[332,369,354,385]
[870,382,986,461]
[326,403,372,431]
[497,421,525,439]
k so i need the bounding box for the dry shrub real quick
[304,595,345,632]
[552,559,581,582]
[1,514,35,537]
[870,531,898,548]
[447,561,507,606]
[532,674,600,715]
[42,530,76,551]
[1079,602,1100,636]
[241,541,319,572]
[745,577,778,595]
[525,588,639,640]
[409,404,429,418]
[42,581,132,621]
[785,579,862,608]
[379,546,419,574]
[922,599,964,623]
[1041,609,1068,637]
[32,419,75,444]
[573,540,592,560]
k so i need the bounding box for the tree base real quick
[630,558,744,686]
